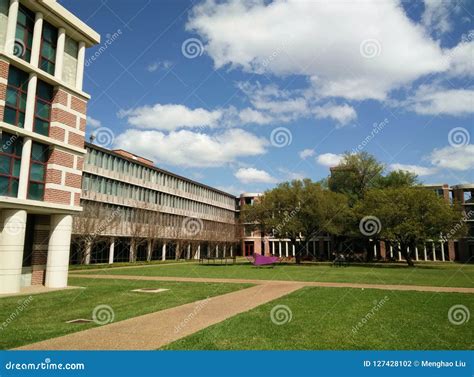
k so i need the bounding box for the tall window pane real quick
[28,142,48,200]
[4,66,29,128]
[0,133,23,197]
[39,21,57,75]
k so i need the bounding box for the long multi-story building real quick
[71,142,240,264]
[0,0,99,294]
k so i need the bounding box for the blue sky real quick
[59,0,473,195]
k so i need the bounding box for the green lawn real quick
[0,277,250,350]
[77,261,474,288]
[163,286,474,350]
[69,259,195,271]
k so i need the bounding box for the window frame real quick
[39,21,58,75]
[27,142,49,201]
[0,133,23,197]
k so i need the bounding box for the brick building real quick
[0,0,99,293]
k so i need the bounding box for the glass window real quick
[39,21,58,75]
[28,142,48,200]
[34,80,53,136]
[4,66,29,128]
[15,5,34,62]
[0,133,23,197]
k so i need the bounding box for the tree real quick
[242,179,351,263]
[374,170,419,189]
[357,187,466,266]
[328,152,384,203]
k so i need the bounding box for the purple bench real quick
[247,253,280,267]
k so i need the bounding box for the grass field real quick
[163,286,474,350]
[77,261,474,288]
[0,277,250,350]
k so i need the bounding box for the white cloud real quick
[235,167,277,184]
[147,60,173,72]
[389,163,438,176]
[118,104,223,131]
[409,85,474,116]
[315,153,344,167]
[429,145,474,170]
[238,107,273,125]
[86,116,101,129]
[299,149,315,159]
[422,0,453,35]
[187,0,448,101]
[446,39,474,77]
[313,103,357,126]
[114,128,267,168]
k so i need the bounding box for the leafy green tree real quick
[242,179,351,263]
[328,152,384,203]
[357,187,466,266]
[374,170,419,189]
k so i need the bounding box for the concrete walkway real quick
[17,283,304,350]
[69,273,474,294]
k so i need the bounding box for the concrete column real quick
[175,242,180,260]
[424,244,428,261]
[147,240,153,262]
[373,243,377,258]
[390,245,393,259]
[54,28,66,79]
[195,245,201,260]
[4,0,20,55]
[271,241,274,255]
[432,242,436,261]
[223,245,226,258]
[17,137,32,199]
[129,242,135,263]
[76,41,86,90]
[312,241,316,257]
[441,242,445,262]
[30,12,43,67]
[286,242,289,257]
[230,246,233,257]
[398,243,402,261]
[161,243,166,261]
[108,238,115,264]
[215,244,218,258]
[278,241,282,257]
[207,244,210,257]
[0,209,27,294]
[415,247,419,261]
[187,244,191,259]
[45,214,73,288]
[292,244,295,256]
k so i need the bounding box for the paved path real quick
[17,283,304,350]
[70,273,474,294]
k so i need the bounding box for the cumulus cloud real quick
[315,153,344,167]
[114,128,267,167]
[147,60,173,72]
[389,163,438,176]
[235,167,277,183]
[299,149,315,159]
[187,0,448,101]
[86,116,102,129]
[445,38,474,77]
[118,104,223,131]
[422,0,462,36]
[408,85,474,116]
[429,145,474,170]
[313,103,357,126]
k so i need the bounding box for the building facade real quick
[0,0,99,293]
[71,143,240,264]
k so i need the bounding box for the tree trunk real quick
[293,239,301,264]
[399,243,415,267]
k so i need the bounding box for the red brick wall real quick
[0,59,9,120]
[31,269,45,285]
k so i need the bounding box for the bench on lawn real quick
[199,256,236,265]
